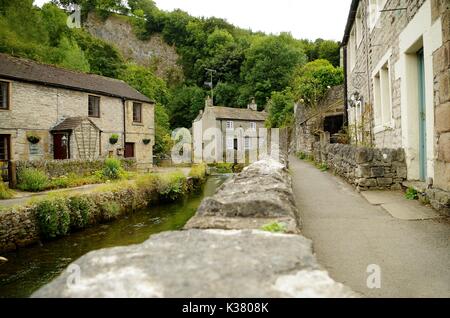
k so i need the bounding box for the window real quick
[226,121,234,130]
[373,61,392,130]
[355,9,363,47]
[244,136,251,150]
[0,135,9,161]
[250,122,256,130]
[349,27,357,71]
[226,137,234,150]
[88,95,100,117]
[259,137,265,148]
[133,102,142,123]
[0,81,9,110]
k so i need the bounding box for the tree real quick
[291,59,344,108]
[266,89,295,128]
[240,33,307,107]
[317,40,341,67]
[58,37,90,72]
[167,86,205,129]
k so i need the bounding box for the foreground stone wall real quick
[32,157,358,298]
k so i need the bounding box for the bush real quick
[189,164,207,180]
[405,188,418,200]
[99,201,122,220]
[68,196,93,229]
[17,168,49,192]
[0,182,13,200]
[35,197,71,239]
[101,157,125,180]
[157,171,187,202]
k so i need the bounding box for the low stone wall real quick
[15,158,137,179]
[32,157,358,298]
[309,142,407,191]
[0,172,203,253]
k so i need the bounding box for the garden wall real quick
[15,158,137,179]
[0,167,206,253]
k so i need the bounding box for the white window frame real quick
[372,49,393,133]
[250,122,256,130]
[355,8,363,48]
[349,27,357,71]
[226,137,234,150]
[244,136,251,150]
[368,0,388,31]
[226,121,234,130]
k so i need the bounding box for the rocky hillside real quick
[84,12,182,81]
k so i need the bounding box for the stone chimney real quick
[205,96,213,108]
[247,98,257,111]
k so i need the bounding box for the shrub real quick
[189,164,207,181]
[101,157,124,180]
[136,174,159,201]
[261,222,287,233]
[17,168,49,192]
[0,182,13,200]
[405,187,418,200]
[157,171,187,202]
[297,152,307,160]
[35,197,71,239]
[100,201,122,220]
[68,196,93,229]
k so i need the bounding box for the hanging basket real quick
[27,134,41,144]
[109,134,119,145]
[143,138,151,145]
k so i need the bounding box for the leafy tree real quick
[291,59,344,108]
[240,33,307,107]
[317,40,341,67]
[214,82,240,107]
[266,89,295,128]
[167,86,205,129]
[58,37,90,72]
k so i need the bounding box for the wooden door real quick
[124,142,135,158]
[53,134,68,160]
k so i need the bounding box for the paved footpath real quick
[290,156,450,298]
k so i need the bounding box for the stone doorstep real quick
[360,190,442,220]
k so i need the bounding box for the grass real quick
[296,152,328,172]
[0,182,14,200]
[405,187,418,200]
[260,222,287,233]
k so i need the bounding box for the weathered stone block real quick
[357,178,377,187]
[377,178,393,187]
[439,70,450,103]
[435,102,450,133]
[371,166,385,177]
[438,132,450,162]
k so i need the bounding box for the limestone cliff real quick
[84,12,183,81]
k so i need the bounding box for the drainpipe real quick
[343,46,349,127]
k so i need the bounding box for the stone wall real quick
[307,142,407,191]
[15,158,136,179]
[31,157,358,298]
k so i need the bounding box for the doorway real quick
[53,133,69,160]
[124,142,135,158]
[417,49,427,181]
[0,134,10,181]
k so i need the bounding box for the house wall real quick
[345,0,449,191]
[0,79,154,167]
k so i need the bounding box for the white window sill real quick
[374,122,394,134]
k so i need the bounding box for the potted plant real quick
[142,138,151,145]
[109,134,119,145]
[26,133,41,144]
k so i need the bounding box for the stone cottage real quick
[294,85,346,153]
[192,97,268,163]
[0,53,155,177]
[342,1,449,198]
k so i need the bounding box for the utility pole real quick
[205,68,216,104]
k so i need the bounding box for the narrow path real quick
[290,155,450,298]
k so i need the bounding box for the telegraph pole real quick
[205,68,216,104]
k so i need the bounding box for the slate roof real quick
[51,117,101,132]
[208,106,268,121]
[0,53,152,103]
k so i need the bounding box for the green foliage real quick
[296,152,307,160]
[157,171,187,201]
[57,36,90,72]
[102,157,124,180]
[405,188,418,200]
[292,59,344,108]
[68,196,93,229]
[99,201,121,220]
[261,222,287,233]
[240,34,307,107]
[17,168,49,192]
[0,182,13,200]
[189,164,207,181]
[266,89,295,128]
[35,197,71,239]
[167,85,205,128]
[48,173,103,189]
[316,162,329,172]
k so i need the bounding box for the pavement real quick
[290,155,450,298]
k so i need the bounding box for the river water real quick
[0,175,229,298]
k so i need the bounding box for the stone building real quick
[342,0,450,194]
[192,97,268,162]
[294,85,346,154]
[0,53,155,178]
